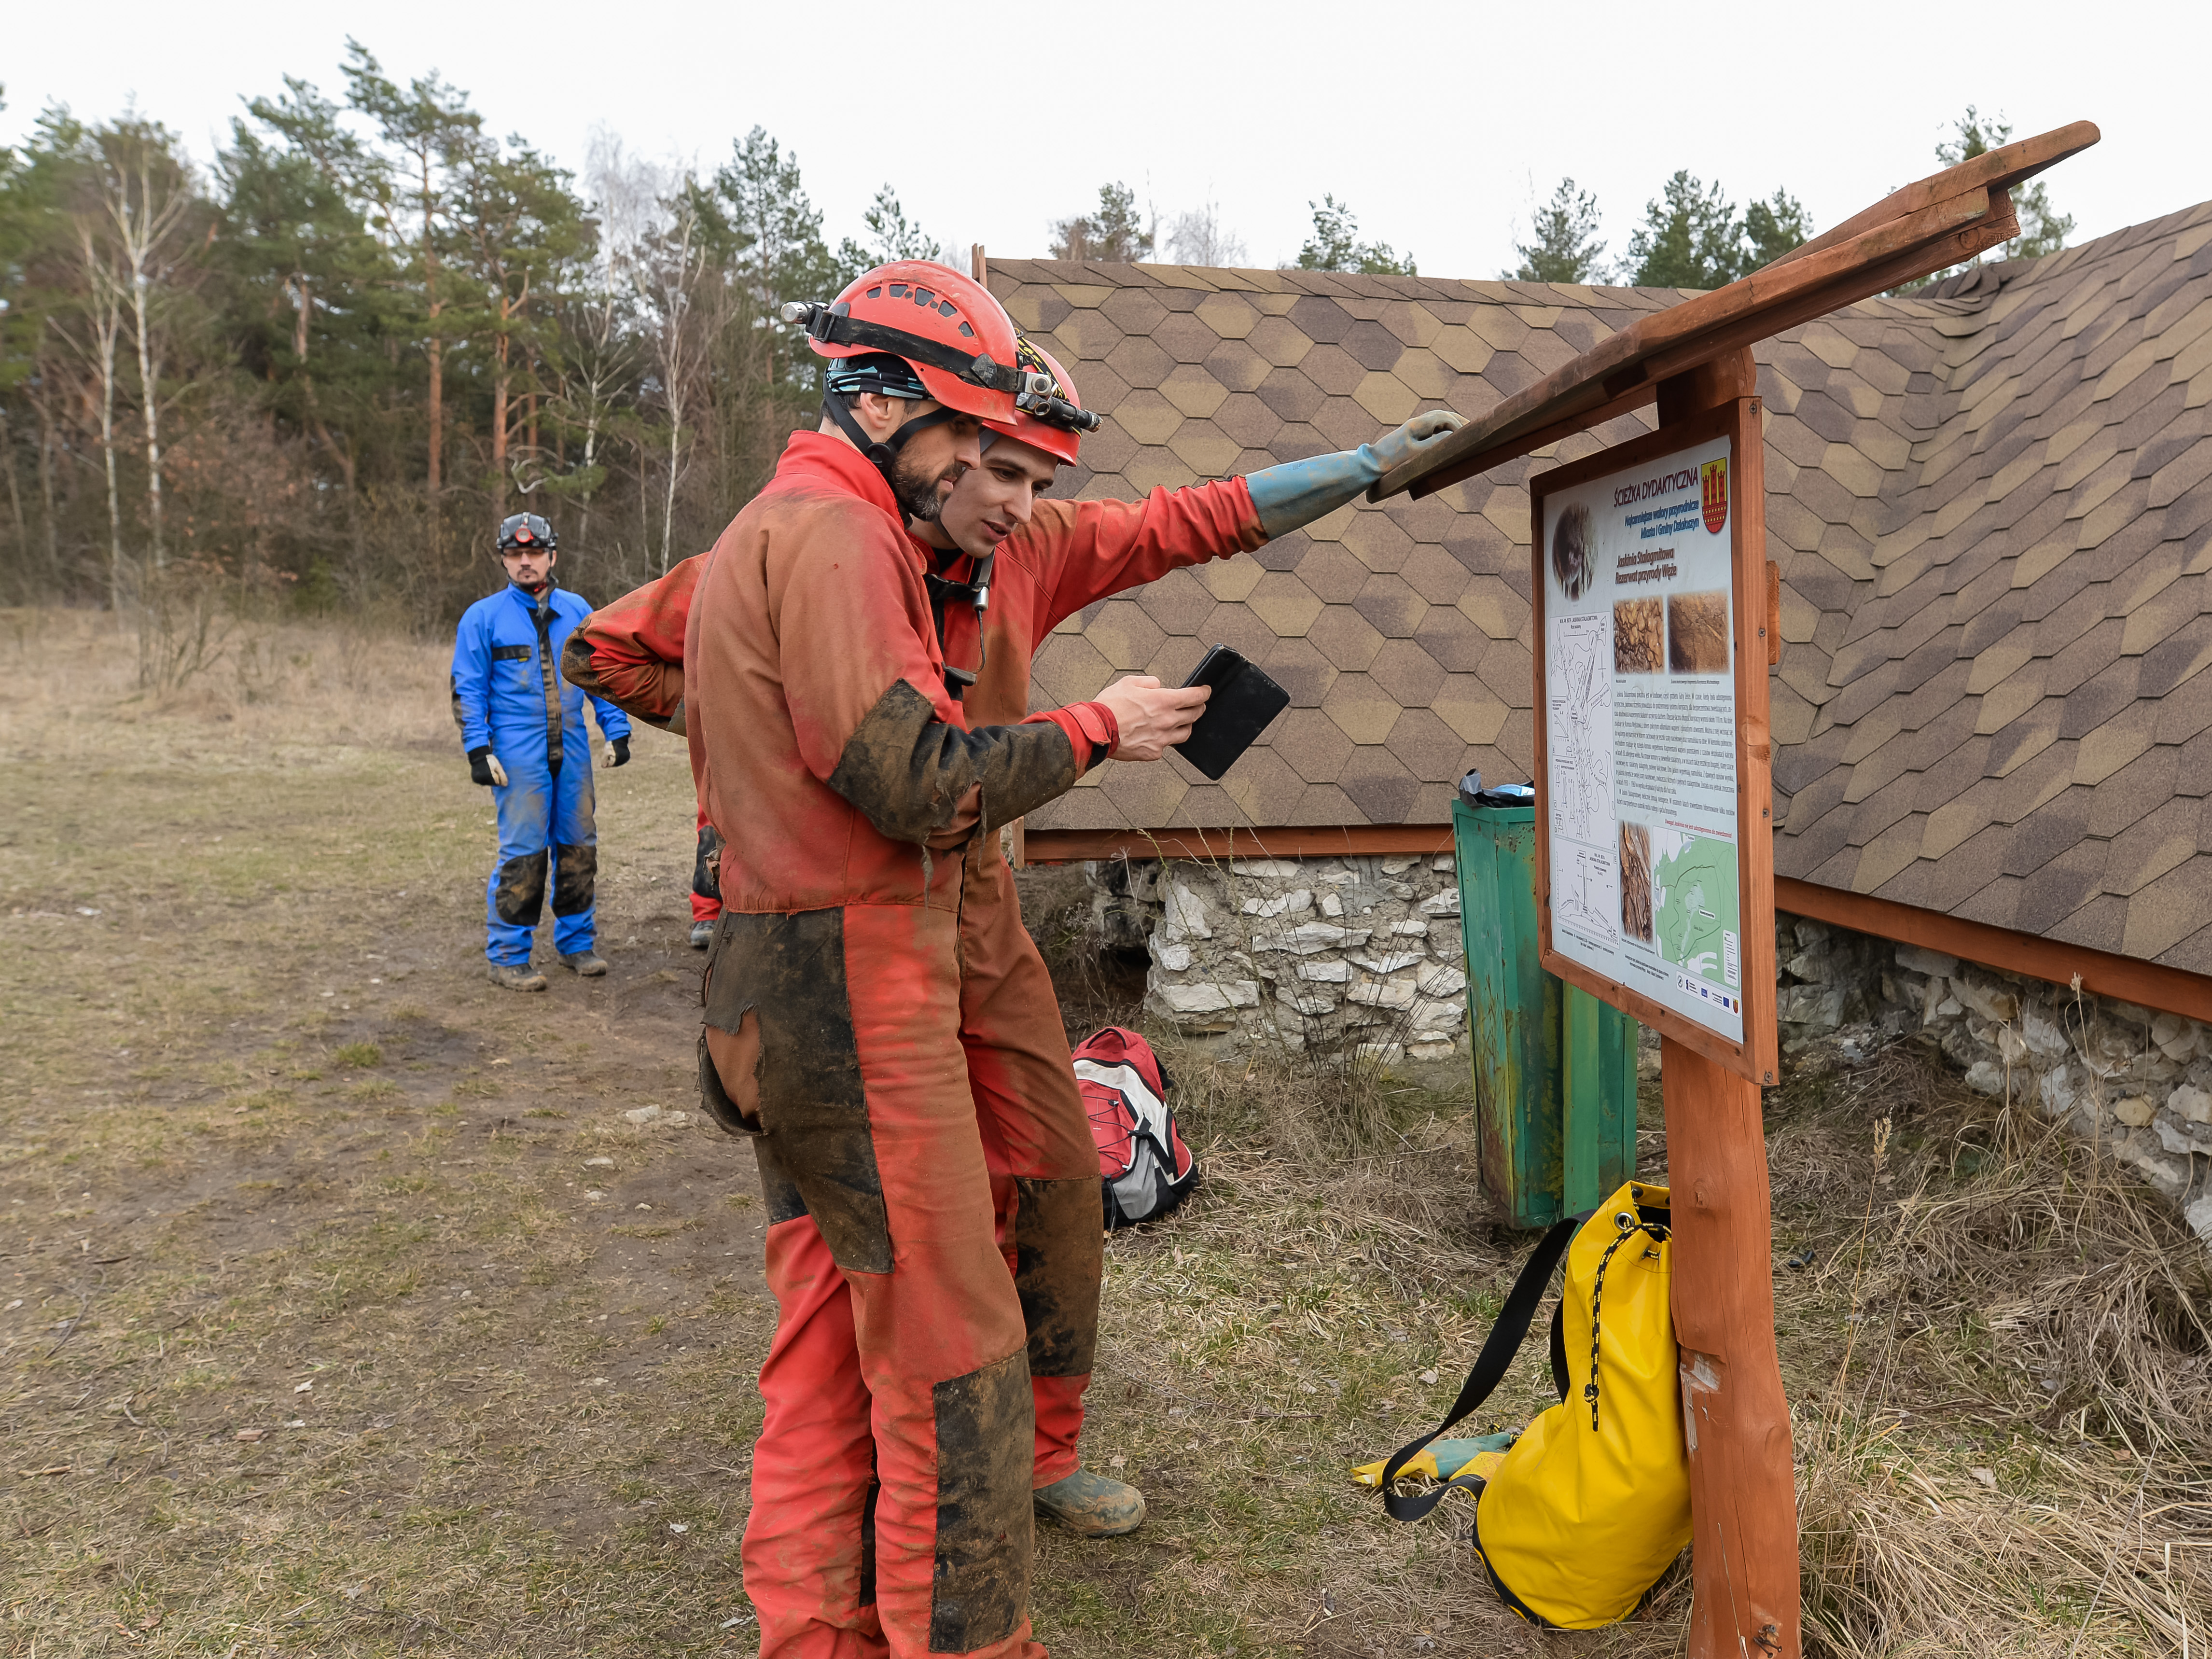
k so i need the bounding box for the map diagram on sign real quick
[1546,614,1614,848]
[1652,829,1740,990]
[1555,841,1621,945]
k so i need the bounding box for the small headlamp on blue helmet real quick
[497,512,556,553]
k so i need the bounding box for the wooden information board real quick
[1364,121,2097,1659]
[1530,397,1779,1086]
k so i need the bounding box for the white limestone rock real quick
[1349,949,1424,975]
[1241,889,1314,919]
[1256,921,1372,956]
[2187,1196,2212,1246]
[2167,1084,2212,1125]
[1162,880,1212,940]
[1949,976,2019,1024]
[1416,963,1468,999]
[1894,944,1959,978]
[1348,977,1418,1010]
[2022,1005,2071,1057]
[1416,888,1462,918]
[1410,996,1465,1032]
[1153,941,1193,972]
[1297,960,1352,983]
[2152,1012,2199,1061]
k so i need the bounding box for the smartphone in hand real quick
[1173,646,1292,780]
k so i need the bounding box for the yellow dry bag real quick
[1374,1180,1688,1629]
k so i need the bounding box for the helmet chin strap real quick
[822,390,959,484]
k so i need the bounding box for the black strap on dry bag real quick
[1378,1216,1576,1521]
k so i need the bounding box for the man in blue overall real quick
[450,513,633,991]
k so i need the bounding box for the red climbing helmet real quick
[984,339,1101,467]
[784,261,1021,423]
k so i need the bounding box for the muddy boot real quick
[558,950,608,977]
[689,920,716,950]
[1033,1468,1146,1537]
[487,961,548,992]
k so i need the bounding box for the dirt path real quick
[1,618,796,1651]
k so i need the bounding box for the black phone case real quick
[1174,645,1291,781]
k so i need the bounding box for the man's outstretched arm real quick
[1027,410,1468,628]
[563,554,704,733]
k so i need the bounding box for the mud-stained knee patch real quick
[551,843,597,915]
[698,1029,761,1137]
[751,1135,808,1225]
[702,909,889,1274]
[1013,1177,1103,1378]
[558,632,606,697]
[693,823,723,902]
[495,850,548,924]
[827,678,1077,845]
[929,1350,1033,1653]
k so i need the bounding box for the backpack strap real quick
[1378,1216,1577,1522]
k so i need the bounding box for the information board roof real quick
[1370,123,2101,503]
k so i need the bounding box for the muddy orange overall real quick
[683,432,1118,1658]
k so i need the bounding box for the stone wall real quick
[1087,854,1469,1063]
[1776,914,2212,1242]
[1084,855,2212,1241]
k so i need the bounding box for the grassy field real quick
[2,610,2207,1658]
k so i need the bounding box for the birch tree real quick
[92,118,200,571]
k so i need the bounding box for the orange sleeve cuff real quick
[1024,701,1120,773]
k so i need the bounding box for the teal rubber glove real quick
[1244,409,1468,538]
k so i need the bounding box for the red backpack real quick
[1071,1027,1199,1229]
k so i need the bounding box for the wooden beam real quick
[1391,183,2025,502]
[1663,1038,1801,1659]
[1775,876,2212,1022]
[1757,119,2098,272]
[1018,824,1455,864]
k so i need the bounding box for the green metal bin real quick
[1451,795,1640,1228]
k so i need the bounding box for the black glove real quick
[468,745,507,787]
[600,736,631,770]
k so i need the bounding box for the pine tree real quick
[1626,172,1743,289]
[1506,178,1606,283]
[1939,107,2073,259]
[339,42,485,505]
[840,184,939,272]
[706,127,840,390]
[1743,189,1812,269]
[1049,182,1154,264]
[1295,195,1415,276]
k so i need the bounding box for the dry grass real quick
[2,608,2207,1657]
[1777,1048,2212,1658]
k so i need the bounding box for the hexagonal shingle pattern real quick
[1001,206,2212,972]
[1002,257,1675,844]
[1760,202,2212,974]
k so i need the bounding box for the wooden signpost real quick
[1375,123,2099,1659]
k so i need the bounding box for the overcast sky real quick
[6,0,2197,281]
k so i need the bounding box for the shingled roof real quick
[1001,262,1676,832]
[994,201,2212,970]
[1765,203,2212,972]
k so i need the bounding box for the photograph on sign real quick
[1540,433,1744,1046]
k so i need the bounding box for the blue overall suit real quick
[451,583,632,966]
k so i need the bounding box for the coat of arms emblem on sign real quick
[1701,457,1729,535]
